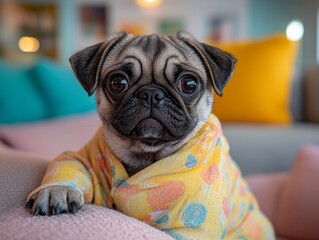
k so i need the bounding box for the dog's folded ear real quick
[176,31,237,96]
[69,32,131,96]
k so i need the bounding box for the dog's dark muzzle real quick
[112,85,194,142]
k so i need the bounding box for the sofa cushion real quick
[275,145,319,239]
[213,35,299,124]
[32,59,96,118]
[246,173,288,225]
[0,60,48,124]
[0,205,173,240]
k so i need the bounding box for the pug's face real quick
[70,32,236,175]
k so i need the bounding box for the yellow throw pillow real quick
[212,34,299,124]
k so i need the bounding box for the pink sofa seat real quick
[0,205,173,240]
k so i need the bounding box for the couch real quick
[0,41,319,239]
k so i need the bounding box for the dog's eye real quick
[179,76,198,94]
[109,77,129,93]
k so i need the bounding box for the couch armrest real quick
[304,66,319,123]
[0,148,49,215]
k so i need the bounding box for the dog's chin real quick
[121,118,181,153]
[134,140,168,153]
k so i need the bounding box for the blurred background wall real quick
[249,0,319,67]
[0,0,318,67]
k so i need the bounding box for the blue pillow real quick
[32,59,96,118]
[0,60,48,124]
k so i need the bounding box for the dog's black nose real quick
[136,87,165,106]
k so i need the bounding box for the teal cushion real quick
[0,60,48,124]
[32,59,96,118]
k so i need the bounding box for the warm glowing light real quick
[135,0,162,8]
[286,20,304,41]
[18,37,40,52]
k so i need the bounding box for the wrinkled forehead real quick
[101,35,206,80]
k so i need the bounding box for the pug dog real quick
[26,32,274,239]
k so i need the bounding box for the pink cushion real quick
[246,173,288,224]
[0,205,173,240]
[0,112,100,159]
[274,145,319,239]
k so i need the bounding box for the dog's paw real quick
[25,186,83,216]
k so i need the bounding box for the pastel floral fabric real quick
[28,114,274,239]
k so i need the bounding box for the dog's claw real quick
[25,199,34,209]
[50,203,64,215]
[33,205,47,216]
[51,207,56,215]
[69,201,80,214]
[60,209,68,214]
[33,207,39,216]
